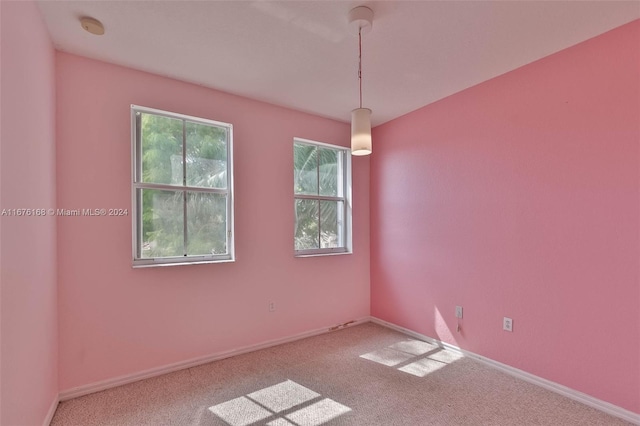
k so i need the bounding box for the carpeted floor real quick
[51,322,632,425]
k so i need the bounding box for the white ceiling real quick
[37,1,639,126]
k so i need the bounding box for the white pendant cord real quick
[358,27,363,109]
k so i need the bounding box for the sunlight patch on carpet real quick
[248,380,320,412]
[208,396,271,426]
[209,380,351,425]
[285,398,352,426]
[360,339,463,377]
[389,340,437,355]
[266,419,296,426]
[399,358,448,377]
[428,350,463,364]
[359,347,415,366]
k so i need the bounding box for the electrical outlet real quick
[503,317,513,332]
[268,302,276,312]
[455,306,463,319]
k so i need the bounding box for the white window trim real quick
[131,105,235,267]
[294,137,352,257]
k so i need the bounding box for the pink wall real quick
[371,20,639,413]
[56,52,370,392]
[0,1,59,424]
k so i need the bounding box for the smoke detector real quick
[80,17,105,36]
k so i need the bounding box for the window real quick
[131,105,233,267]
[294,138,351,256]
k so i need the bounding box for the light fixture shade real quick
[351,108,372,156]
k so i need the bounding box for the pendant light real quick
[349,6,374,156]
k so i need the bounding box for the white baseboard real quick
[370,316,640,425]
[43,394,59,426]
[58,317,369,401]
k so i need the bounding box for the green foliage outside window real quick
[138,112,229,259]
[294,142,345,251]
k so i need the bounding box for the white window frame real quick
[294,138,352,257]
[131,105,234,267]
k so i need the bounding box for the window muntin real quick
[294,138,351,256]
[132,105,234,267]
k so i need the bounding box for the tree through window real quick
[132,105,234,266]
[294,138,351,256]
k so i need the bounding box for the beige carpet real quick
[51,322,632,425]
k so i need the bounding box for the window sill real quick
[132,258,235,268]
[294,250,352,258]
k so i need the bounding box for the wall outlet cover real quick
[503,317,513,332]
